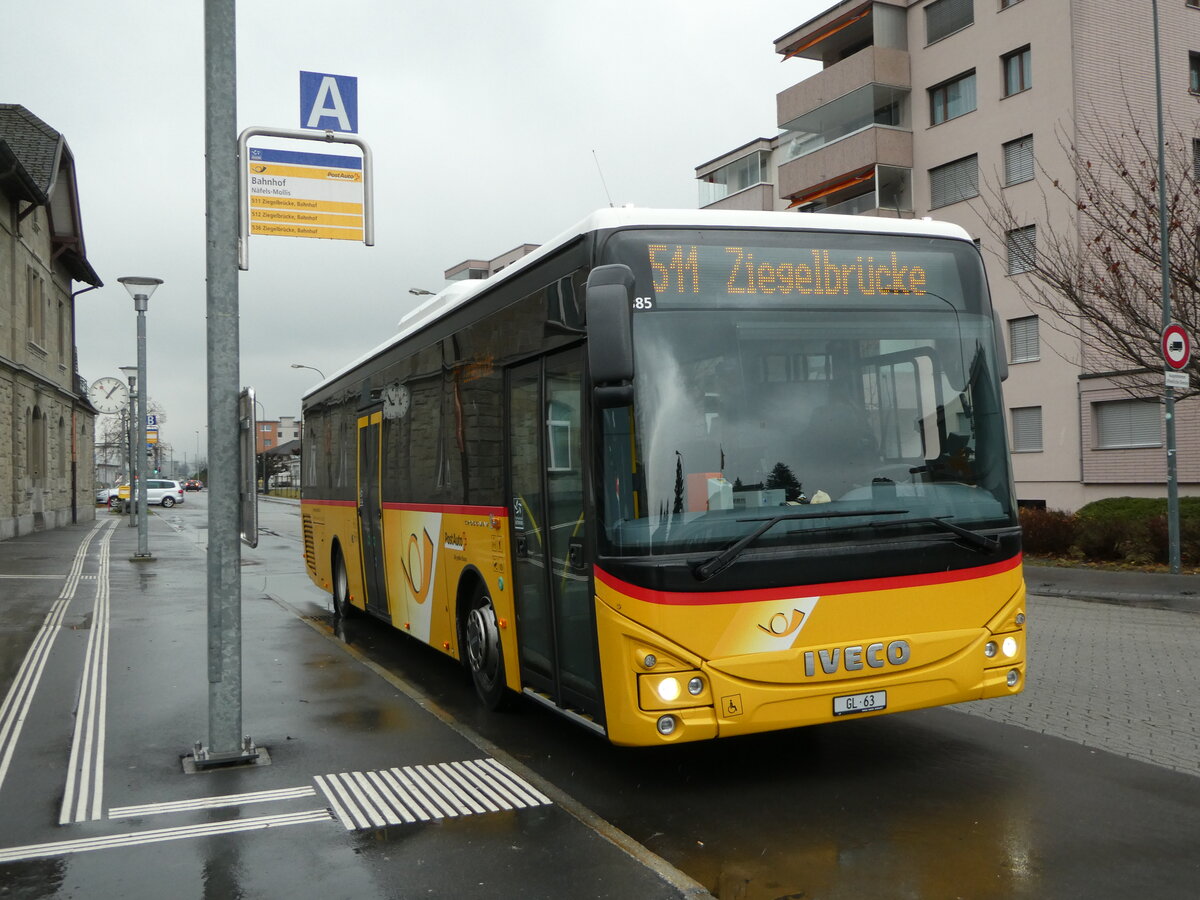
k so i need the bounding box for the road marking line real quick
[313,775,357,830]
[387,765,446,819]
[109,785,317,819]
[0,519,110,802]
[478,756,552,805]
[0,810,332,863]
[60,521,117,823]
[368,770,418,824]
[315,760,552,832]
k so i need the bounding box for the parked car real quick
[108,480,186,508]
[96,486,122,505]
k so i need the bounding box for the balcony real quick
[699,182,776,211]
[777,46,910,128]
[793,165,912,217]
[696,145,775,210]
[778,83,909,165]
[778,126,912,201]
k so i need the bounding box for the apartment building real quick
[697,0,1200,510]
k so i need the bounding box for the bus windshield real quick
[597,228,1015,557]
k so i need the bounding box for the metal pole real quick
[1152,0,1181,574]
[126,388,136,527]
[200,0,252,764]
[134,298,152,559]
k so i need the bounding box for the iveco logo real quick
[803,640,911,677]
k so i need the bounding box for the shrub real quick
[1018,506,1076,556]
[1074,496,1200,566]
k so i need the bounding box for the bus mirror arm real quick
[992,308,1008,382]
[594,384,634,408]
[586,264,636,401]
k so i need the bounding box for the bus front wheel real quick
[332,548,354,619]
[464,583,511,710]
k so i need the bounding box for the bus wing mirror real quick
[586,264,635,404]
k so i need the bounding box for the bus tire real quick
[332,547,355,619]
[464,582,512,710]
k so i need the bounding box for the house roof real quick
[265,439,302,456]
[0,104,101,286]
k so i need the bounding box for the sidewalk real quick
[1024,562,1200,613]
[0,510,706,898]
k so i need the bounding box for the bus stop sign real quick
[300,71,358,133]
[1163,324,1191,370]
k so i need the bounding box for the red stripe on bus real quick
[302,499,508,518]
[595,554,1021,606]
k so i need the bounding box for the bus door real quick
[507,348,602,722]
[356,411,389,617]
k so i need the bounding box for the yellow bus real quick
[300,208,1026,746]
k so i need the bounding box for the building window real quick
[29,406,46,485]
[1194,139,1200,180]
[1191,52,1200,93]
[1094,399,1161,449]
[929,155,978,208]
[1004,135,1035,185]
[1003,46,1032,96]
[1010,406,1043,452]
[930,70,977,125]
[26,266,45,345]
[1009,316,1040,363]
[926,0,974,44]
[58,417,67,477]
[1006,225,1037,274]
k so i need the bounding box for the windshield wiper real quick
[693,510,999,582]
[693,508,908,581]
[872,516,1001,554]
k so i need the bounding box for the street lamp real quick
[118,276,163,561]
[119,365,137,527]
[290,362,325,379]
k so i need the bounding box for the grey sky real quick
[4,1,825,469]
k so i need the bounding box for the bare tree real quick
[95,400,169,480]
[977,102,1199,400]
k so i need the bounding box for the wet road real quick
[3,495,1199,898]
[239,496,1200,899]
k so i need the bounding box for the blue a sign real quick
[299,71,358,133]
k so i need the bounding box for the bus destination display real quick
[646,243,934,303]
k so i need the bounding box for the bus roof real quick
[304,208,974,400]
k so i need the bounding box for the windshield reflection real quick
[599,308,1013,556]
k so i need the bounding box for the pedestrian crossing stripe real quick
[315,758,552,830]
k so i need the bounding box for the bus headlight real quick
[984,641,998,658]
[657,677,681,703]
[639,671,711,710]
[1007,669,1021,688]
[656,715,677,736]
[1002,636,1019,658]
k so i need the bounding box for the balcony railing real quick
[779,83,909,163]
